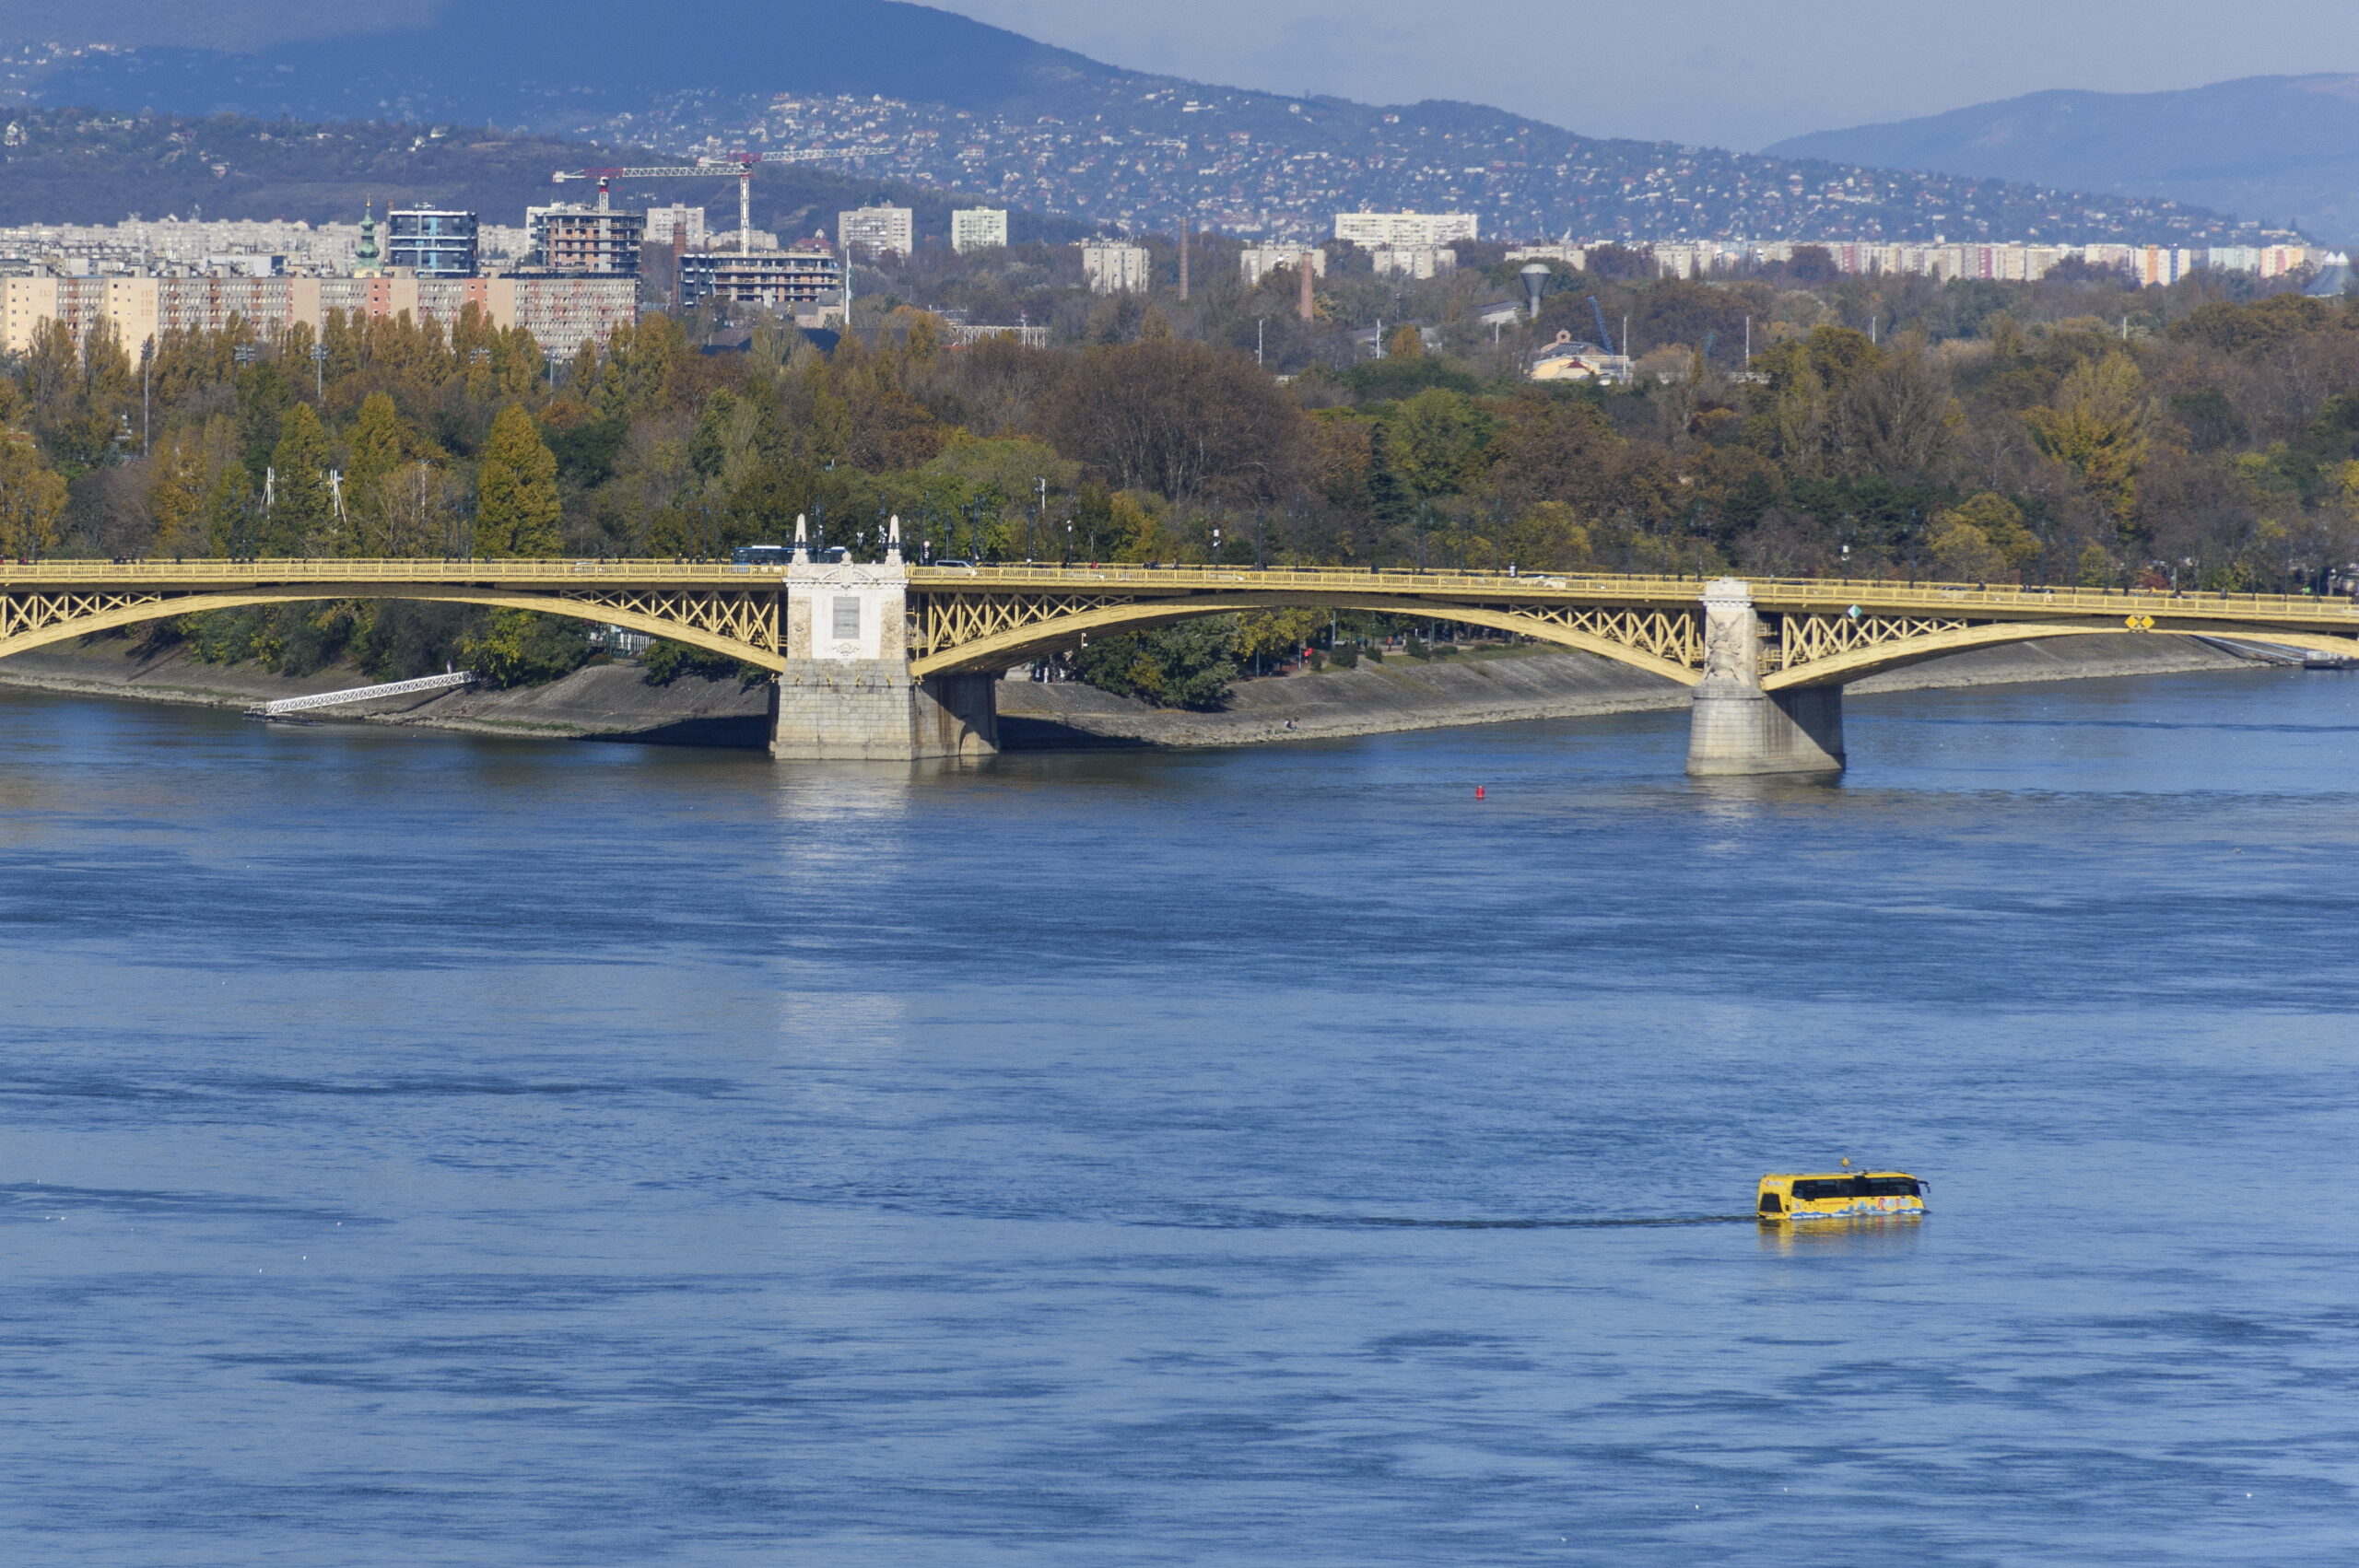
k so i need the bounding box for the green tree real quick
[346,392,407,497]
[1934,492,2040,570]
[1073,617,1238,708]
[1389,388,1492,498]
[457,608,593,687]
[475,404,563,556]
[264,401,335,555]
[203,462,257,557]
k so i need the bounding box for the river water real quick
[3,668,2357,1565]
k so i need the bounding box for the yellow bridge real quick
[5,556,2354,772]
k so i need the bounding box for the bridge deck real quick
[4,559,2356,633]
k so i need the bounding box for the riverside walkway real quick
[7,555,2355,773]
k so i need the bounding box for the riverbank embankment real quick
[995,634,2261,747]
[0,632,2265,751]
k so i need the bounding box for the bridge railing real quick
[5,558,2354,626]
[0,557,792,585]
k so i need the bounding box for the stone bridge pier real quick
[769,548,997,762]
[1685,578,1846,777]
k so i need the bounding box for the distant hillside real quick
[0,0,2251,245]
[1768,75,2359,246]
[14,0,1115,125]
[0,107,1089,242]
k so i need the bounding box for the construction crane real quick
[551,149,871,255]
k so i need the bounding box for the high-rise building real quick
[950,208,1009,253]
[838,205,914,259]
[1080,241,1151,295]
[643,205,709,251]
[679,237,843,322]
[527,205,644,276]
[1239,245,1326,287]
[1333,211,1479,250]
[384,208,478,278]
[1370,246,1458,281]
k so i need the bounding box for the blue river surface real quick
[3,667,2359,1566]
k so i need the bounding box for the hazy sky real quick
[10,0,2358,148]
[937,0,2359,148]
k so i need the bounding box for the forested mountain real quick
[0,0,2248,244]
[1770,76,2359,248]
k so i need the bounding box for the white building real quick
[950,208,1009,253]
[1335,211,1478,250]
[1080,241,1151,294]
[1505,244,1586,268]
[643,205,709,250]
[1239,245,1326,287]
[1370,246,1458,280]
[838,205,914,259]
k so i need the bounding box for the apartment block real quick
[1334,211,1478,249]
[643,205,709,250]
[384,209,478,279]
[838,205,914,259]
[950,208,1009,253]
[1238,245,1326,287]
[1080,241,1151,294]
[2,273,638,358]
[528,205,645,276]
[1370,246,1457,280]
[679,239,843,320]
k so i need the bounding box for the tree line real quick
[6,266,2358,692]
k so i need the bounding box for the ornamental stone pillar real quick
[1684,578,1845,776]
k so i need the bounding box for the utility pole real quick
[1257,317,1264,366]
[1179,216,1190,300]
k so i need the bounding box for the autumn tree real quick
[2025,354,2149,530]
[475,404,562,556]
[146,438,207,557]
[1039,338,1311,504]
[0,431,68,557]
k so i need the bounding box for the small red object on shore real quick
[1474,785,1486,800]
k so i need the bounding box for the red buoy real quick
[1474,785,1486,801]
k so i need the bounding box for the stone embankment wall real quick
[0,630,2264,751]
[0,639,772,744]
[996,634,2259,748]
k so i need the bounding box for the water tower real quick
[1520,262,1551,320]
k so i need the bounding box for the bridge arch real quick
[909,593,1703,685]
[1760,620,2358,689]
[0,587,789,672]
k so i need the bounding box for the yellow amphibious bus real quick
[1756,1170,1927,1223]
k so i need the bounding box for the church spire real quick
[354,196,382,277]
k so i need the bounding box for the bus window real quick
[1861,1177,1919,1198]
[1757,1191,1783,1213]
